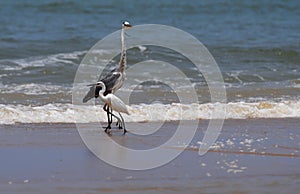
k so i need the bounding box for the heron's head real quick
[122,21,132,29]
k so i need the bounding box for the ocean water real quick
[1,0,300,124]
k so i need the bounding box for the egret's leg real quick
[110,108,113,124]
[110,111,123,129]
[119,113,127,134]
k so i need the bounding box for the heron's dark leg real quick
[103,104,109,124]
[103,104,123,129]
[103,104,111,134]
[110,109,122,129]
[119,113,127,134]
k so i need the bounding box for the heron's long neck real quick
[118,28,126,72]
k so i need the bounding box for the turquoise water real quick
[0,0,300,123]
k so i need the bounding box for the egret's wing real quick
[110,95,129,114]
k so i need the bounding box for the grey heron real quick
[96,81,129,134]
[83,21,132,131]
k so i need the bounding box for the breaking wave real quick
[1,100,299,124]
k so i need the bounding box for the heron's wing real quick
[83,85,96,103]
[100,71,121,93]
[82,70,121,103]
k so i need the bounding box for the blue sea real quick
[0,0,300,123]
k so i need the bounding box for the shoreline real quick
[0,118,299,193]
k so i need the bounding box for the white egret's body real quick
[97,81,129,134]
[99,84,129,115]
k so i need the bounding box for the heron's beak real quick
[124,24,132,29]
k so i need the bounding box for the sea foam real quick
[0,100,299,124]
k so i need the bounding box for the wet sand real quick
[0,119,300,194]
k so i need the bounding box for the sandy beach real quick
[0,118,299,194]
[1,1,300,194]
